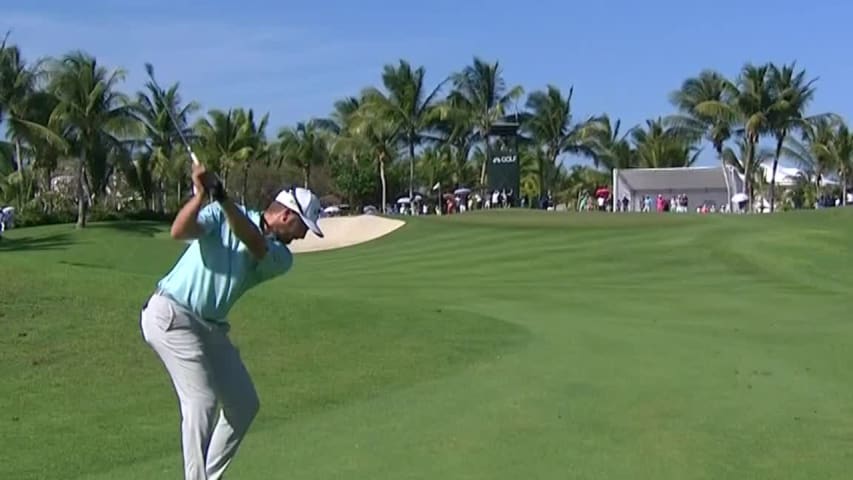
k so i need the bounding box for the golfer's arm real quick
[170,194,207,240]
[219,199,268,260]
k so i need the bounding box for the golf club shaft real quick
[145,62,222,198]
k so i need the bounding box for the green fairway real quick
[2,209,853,479]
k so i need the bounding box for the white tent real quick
[612,165,744,212]
[758,162,840,186]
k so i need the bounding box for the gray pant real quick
[140,293,260,480]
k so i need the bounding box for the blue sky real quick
[3,0,852,167]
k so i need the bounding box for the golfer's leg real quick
[205,331,260,480]
[141,297,218,480]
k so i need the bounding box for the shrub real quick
[12,205,174,228]
[14,208,77,228]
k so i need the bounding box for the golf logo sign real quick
[491,154,517,164]
[486,149,520,204]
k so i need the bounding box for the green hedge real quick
[13,206,174,228]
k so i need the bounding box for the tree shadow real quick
[89,221,166,237]
[0,233,74,252]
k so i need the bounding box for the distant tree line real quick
[2,32,850,226]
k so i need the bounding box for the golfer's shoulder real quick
[260,238,294,274]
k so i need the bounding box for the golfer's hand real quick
[191,163,212,198]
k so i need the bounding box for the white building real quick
[612,165,745,212]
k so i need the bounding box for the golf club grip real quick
[190,177,225,201]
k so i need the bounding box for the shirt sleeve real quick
[254,238,294,281]
[196,203,224,236]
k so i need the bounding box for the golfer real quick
[140,162,323,479]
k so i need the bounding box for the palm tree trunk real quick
[716,145,732,212]
[745,139,755,213]
[303,166,310,189]
[14,140,23,173]
[43,168,52,203]
[770,135,785,213]
[409,139,416,200]
[379,155,387,214]
[843,172,847,206]
[76,155,88,229]
[155,181,163,213]
[480,136,490,191]
[816,176,821,207]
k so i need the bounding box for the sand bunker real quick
[287,215,406,253]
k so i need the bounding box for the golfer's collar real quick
[257,211,274,240]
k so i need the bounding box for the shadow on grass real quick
[0,233,74,252]
[89,220,166,237]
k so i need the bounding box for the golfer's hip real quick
[140,291,228,340]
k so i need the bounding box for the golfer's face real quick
[275,212,308,244]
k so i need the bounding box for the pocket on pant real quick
[142,296,177,332]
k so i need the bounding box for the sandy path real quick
[287,215,406,253]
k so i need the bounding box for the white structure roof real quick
[613,166,736,192]
[757,162,839,186]
[612,165,744,211]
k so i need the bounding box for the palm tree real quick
[0,40,43,175]
[826,122,853,204]
[46,51,138,228]
[277,119,329,189]
[236,109,269,205]
[193,108,254,188]
[445,57,524,187]
[587,114,636,173]
[631,118,701,168]
[360,60,447,200]
[565,164,611,210]
[116,141,155,210]
[766,62,820,212]
[315,96,362,136]
[668,69,736,163]
[428,101,476,187]
[521,85,604,194]
[730,63,775,211]
[787,117,853,205]
[4,85,62,195]
[417,146,454,195]
[722,138,773,206]
[333,105,400,212]
[131,76,199,209]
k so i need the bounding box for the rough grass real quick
[2,208,853,479]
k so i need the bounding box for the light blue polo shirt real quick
[156,202,293,322]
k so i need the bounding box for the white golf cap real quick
[274,187,324,238]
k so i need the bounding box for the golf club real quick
[144,62,225,201]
